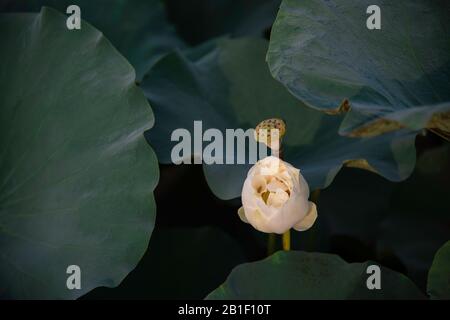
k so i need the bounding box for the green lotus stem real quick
[282,230,291,251]
[257,118,288,254]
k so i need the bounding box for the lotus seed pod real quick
[254,118,286,150]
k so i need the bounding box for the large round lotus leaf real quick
[0,0,184,80]
[427,241,450,299]
[0,8,158,299]
[143,38,417,200]
[267,0,450,138]
[206,251,425,299]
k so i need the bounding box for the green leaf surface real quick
[1,0,184,80]
[0,7,158,299]
[206,251,425,299]
[267,0,450,137]
[427,240,450,299]
[143,38,418,200]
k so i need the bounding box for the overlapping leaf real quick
[0,8,158,299]
[1,0,185,80]
[267,0,450,138]
[206,251,425,299]
[143,38,418,200]
[427,240,450,299]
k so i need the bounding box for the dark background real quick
[1,0,449,300]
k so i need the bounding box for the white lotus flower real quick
[238,156,317,234]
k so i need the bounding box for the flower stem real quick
[282,230,291,251]
[257,118,288,254]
